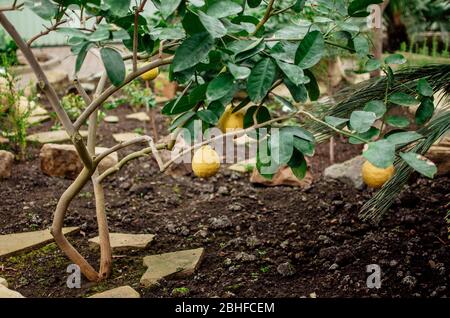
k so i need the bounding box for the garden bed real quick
[0,102,448,298]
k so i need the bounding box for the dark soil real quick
[0,102,449,298]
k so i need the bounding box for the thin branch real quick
[252,0,275,36]
[0,1,23,12]
[74,56,173,130]
[27,19,68,46]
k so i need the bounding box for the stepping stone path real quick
[89,286,140,298]
[112,132,142,143]
[140,247,204,288]
[89,233,155,252]
[0,279,25,298]
[0,227,79,258]
[28,115,50,125]
[126,112,150,122]
[104,115,119,123]
[27,130,88,144]
[324,155,365,189]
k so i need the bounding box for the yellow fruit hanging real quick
[361,160,395,188]
[140,66,159,81]
[217,105,244,133]
[192,145,221,178]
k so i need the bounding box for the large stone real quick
[0,277,7,288]
[89,286,140,298]
[28,115,51,125]
[112,132,142,143]
[0,285,25,298]
[250,165,313,188]
[89,233,155,251]
[27,130,88,144]
[140,248,204,288]
[0,150,14,179]
[126,112,150,122]
[40,144,118,179]
[425,137,450,176]
[104,115,119,123]
[44,70,70,94]
[0,227,79,258]
[324,155,365,189]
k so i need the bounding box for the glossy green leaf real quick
[295,31,324,69]
[206,73,235,101]
[288,150,307,179]
[198,11,227,38]
[276,60,308,86]
[304,70,320,101]
[100,47,125,86]
[416,78,433,97]
[386,131,423,146]
[207,0,243,18]
[172,32,215,72]
[400,152,437,178]
[325,116,349,127]
[247,58,277,103]
[363,100,386,118]
[348,127,380,144]
[348,0,383,17]
[350,111,377,133]
[197,109,219,125]
[363,139,395,168]
[227,63,251,80]
[389,92,418,106]
[365,58,381,72]
[415,97,434,125]
[160,0,182,19]
[243,105,271,128]
[384,53,406,65]
[293,137,315,156]
[386,115,410,128]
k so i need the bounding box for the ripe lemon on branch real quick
[192,145,220,178]
[139,65,159,81]
[217,105,244,133]
[361,161,395,188]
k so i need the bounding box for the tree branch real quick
[73,56,173,130]
[27,19,67,46]
[252,0,275,36]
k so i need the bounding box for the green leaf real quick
[247,58,277,103]
[105,0,131,16]
[353,35,369,57]
[256,141,277,179]
[416,79,433,97]
[172,32,215,73]
[206,0,243,18]
[363,140,395,168]
[384,53,407,65]
[325,116,349,127]
[350,111,376,133]
[276,60,308,86]
[386,115,410,128]
[227,63,251,80]
[247,0,262,8]
[349,127,379,144]
[348,0,383,17]
[75,42,92,73]
[207,101,225,118]
[365,58,381,72]
[100,47,125,87]
[197,109,219,125]
[243,105,271,128]
[281,126,315,143]
[271,128,294,165]
[389,92,418,106]
[415,97,434,125]
[284,79,308,103]
[304,69,320,101]
[182,11,207,35]
[162,96,194,115]
[206,73,234,101]
[25,0,58,20]
[386,131,423,146]
[160,0,182,19]
[399,152,437,178]
[273,94,296,111]
[293,137,315,156]
[288,150,307,179]
[363,100,386,118]
[293,0,307,12]
[169,111,196,131]
[198,11,227,38]
[295,31,324,69]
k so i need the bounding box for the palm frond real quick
[359,110,450,222]
[305,64,450,143]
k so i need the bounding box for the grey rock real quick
[277,262,296,277]
[401,275,417,289]
[324,155,365,189]
[235,252,256,262]
[218,186,229,195]
[209,216,232,230]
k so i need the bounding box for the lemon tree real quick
[1,0,446,280]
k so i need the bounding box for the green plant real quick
[61,93,86,121]
[122,80,155,111]
[0,55,33,160]
[0,28,17,64]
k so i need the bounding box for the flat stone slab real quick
[27,130,88,144]
[126,112,150,122]
[112,132,141,143]
[324,155,365,189]
[28,115,50,125]
[89,233,155,251]
[0,277,7,288]
[104,115,119,123]
[0,227,79,258]
[89,286,140,298]
[140,247,204,288]
[0,285,25,298]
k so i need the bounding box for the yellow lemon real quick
[192,145,220,178]
[217,105,244,133]
[361,160,395,188]
[140,66,159,81]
